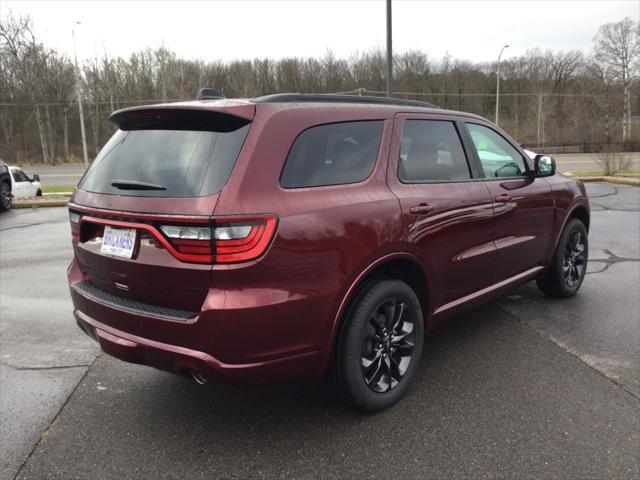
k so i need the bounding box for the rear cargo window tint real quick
[79,124,250,198]
[280,121,383,188]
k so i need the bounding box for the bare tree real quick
[1,10,638,165]
[596,144,632,175]
[593,17,640,142]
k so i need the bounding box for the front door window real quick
[467,123,527,178]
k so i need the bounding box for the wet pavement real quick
[0,182,638,479]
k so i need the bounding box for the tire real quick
[536,218,588,297]
[0,181,11,212]
[36,189,42,197]
[333,279,424,411]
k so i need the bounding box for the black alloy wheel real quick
[0,182,11,211]
[361,299,416,392]
[563,231,586,288]
[333,279,424,411]
[536,218,588,297]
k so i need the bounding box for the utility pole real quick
[386,0,393,98]
[495,44,509,126]
[72,23,89,165]
[537,94,544,146]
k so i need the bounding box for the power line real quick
[361,90,627,98]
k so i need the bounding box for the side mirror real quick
[32,174,40,182]
[533,155,555,177]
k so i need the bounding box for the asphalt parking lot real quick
[0,182,638,479]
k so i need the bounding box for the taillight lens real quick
[69,210,81,241]
[160,216,277,264]
[213,216,277,263]
[160,225,213,256]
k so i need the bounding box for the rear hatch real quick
[69,105,253,314]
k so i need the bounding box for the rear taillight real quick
[160,216,277,264]
[70,208,277,264]
[160,225,213,257]
[69,210,81,241]
[213,216,277,263]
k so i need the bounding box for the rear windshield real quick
[79,124,250,197]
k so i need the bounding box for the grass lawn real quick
[42,185,75,194]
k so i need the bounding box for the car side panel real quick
[484,177,555,280]
[212,109,405,361]
[458,121,556,281]
[385,113,498,316]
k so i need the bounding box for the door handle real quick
[409,203,434,215]
[494,194,511,203]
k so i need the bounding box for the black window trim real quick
[396,118,478,185]
[462,121,532,181]
[278,119,386,190]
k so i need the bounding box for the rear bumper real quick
[68,259,332,385]
[75,310,327,385]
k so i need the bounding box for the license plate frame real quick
[100,225,137,259]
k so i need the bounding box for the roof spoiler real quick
[197,88,225,100]
[110,106,250,132]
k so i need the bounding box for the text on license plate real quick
[101,225,136,258]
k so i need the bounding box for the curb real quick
[570,176,640,186]
[13,198,70,209]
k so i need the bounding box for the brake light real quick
[159,216,277,264]
[71,209,277,264]
[213,216,277,263]
[160,225,213,256]
[69,210,81,241]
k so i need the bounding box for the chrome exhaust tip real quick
[190,371,207,385]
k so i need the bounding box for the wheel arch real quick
[568,204,590,232]
[545,201,590,265]
[320,252,430,374]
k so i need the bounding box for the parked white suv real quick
[9,166,42,198]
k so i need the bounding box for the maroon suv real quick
[68,93,589,410]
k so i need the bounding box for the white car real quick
[9,166,43,198]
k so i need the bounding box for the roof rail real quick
[251,93,436,108]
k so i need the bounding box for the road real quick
[0,183,638,479]
[18,164,87,189]
[550,152,640,172]
[17,152,640,189]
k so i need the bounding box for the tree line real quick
[0,13,638,164]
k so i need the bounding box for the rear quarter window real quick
[280,121,383,189]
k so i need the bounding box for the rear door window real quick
[399,120,471,182]
[280,121,383,188]
[79,124,250,197]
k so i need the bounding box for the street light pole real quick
[386,0,393,98]
[72,23,89,165]
[495,44,509,126]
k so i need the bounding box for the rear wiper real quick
[110,179,167,191]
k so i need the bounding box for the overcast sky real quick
[2,0,638,64]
